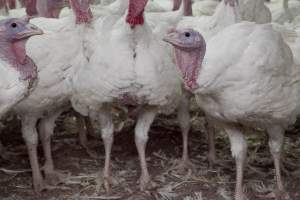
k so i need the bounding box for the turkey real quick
[177,0,273,166]
[0,17,42,116]
[164,22,299,200]
[71,0,191,192]
[13,0,93,193]
[0,17,42,159]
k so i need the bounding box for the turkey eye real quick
[11,23,17,28]
[185,32,190,37]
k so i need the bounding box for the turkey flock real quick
[0,0,300,200]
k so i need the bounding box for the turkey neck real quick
[70,0,93,24]
[183,0,192,16]
[126,0,148,28]
[173,0,182,11]
[174,47,205,92]
[0,39,37,81]
[25,0,38,16]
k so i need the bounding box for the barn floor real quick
[1,112,300,200]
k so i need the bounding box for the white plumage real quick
[71,0,187,191]
[164,21,299,200]
[13,3,92,192]
[0,60,31,116]
[0,18,42,117]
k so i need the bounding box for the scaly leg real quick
[175,94,195,172]
[98,110,114,193]
[39,110,67,186]
[76,112,97,158]
[76,112,88,148]
[224,125,248,200]
[84,116,96,137]
[267,125,290,199]
[22,115,45,194]
[205,116,217,167]
[135,106,157,191]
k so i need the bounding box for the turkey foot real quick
[139,174,157,191]
[96,173,117,193]
[103,175,113,193]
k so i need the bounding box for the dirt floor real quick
[1,111,300,200]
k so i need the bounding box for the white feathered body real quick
[72,15,182,116]
[0,60,31,117]
[14,16,88,116]
[195,22,300,128]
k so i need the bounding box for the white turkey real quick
[71,0,192,192]
[177,0,272,165]
[0,16,41,122]
[164,22,299,200]
[0,17,42,160]
[13,0,93,193]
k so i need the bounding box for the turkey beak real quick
[18,23,43,39]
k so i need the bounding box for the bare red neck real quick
[0,39,37,81]
[25,0,38,16]
[69,0,93,24]
[126,0,148,27]
[173,0,182,11]
[183,0,192,16]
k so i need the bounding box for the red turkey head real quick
[0,18,43,80]
[126,0,148,27]
[163,28,206,91]
[69,0,93,24]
